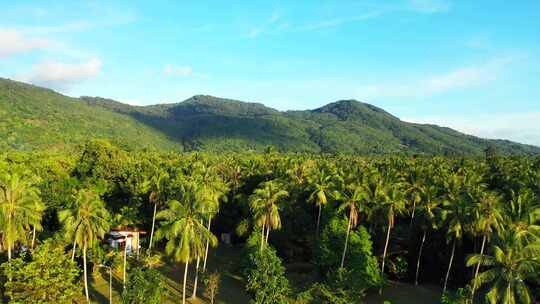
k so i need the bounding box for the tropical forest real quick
[2,1,540,303]
[0,139,538,303]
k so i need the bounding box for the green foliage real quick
[0,78,180,151]
[317,217,382,290]
[203,271,221,304]
[245,247,290,304]
[121,266,164,304]
[1,240,81,303]
[2,78,539,155]
[440,288,470,304]
[294,282,353,304]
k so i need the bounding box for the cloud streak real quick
[0,28,49,58]
[356,57,512,99]
[18,58,102,91]
[162,64,193,77]
[404,112,540,147]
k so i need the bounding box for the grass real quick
[85,245,441,304]
[86,244,250,304]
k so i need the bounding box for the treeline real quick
[0,140,539,303]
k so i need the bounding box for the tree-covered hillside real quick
[1,77,539,155]
[0,78,181,151]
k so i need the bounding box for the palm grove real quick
[0,140,539,304]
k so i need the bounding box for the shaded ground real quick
[86,244,250,304]
[85,245,442,304]
[365,281,442,304]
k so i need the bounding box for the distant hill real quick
[1,77,539,155]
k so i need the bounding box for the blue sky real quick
[1,0,539,146]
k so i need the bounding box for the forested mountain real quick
[1,77,539,155]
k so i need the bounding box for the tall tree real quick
[0,169,44,260]
[413,185,442,286]
[374,182,407,294]
[249,180,288,250]
[441,173,469,293]
[466,231,540,304]
[146,170,169,252]
[308,168,336,236]
[334,183,367,269]
[155,182,217,304]
[470,191,504,299]
[58,189,111,303]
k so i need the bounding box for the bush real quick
[244,241,290,304]
[317,217,382,291]
[121,266,164,304]
[295,283,352,304]
[1,240,81,304]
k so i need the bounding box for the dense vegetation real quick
[0,140,538,303]
[2,77,539,155]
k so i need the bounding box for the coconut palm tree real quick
[193,166,228,272]
[308,168,336,236]
[441,176,471,293]
[506,189,540,243]
[405,166,426,228]
[146,170,169,252]
[466,230,540,304]
[470,191,505,299]
[335,183,368,269]
[155,182,217,304]
[413,185,443,286]
[249,180,288,250]
[374,182,407,294]
[58,189,111,303]
[0,170,44,260]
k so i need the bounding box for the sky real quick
[1,0,539,146]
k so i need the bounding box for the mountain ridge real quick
[1,77,539,155]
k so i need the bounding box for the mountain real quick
[1,77,539,155]
[0,78,181,151]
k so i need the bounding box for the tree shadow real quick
[88,270,110,304]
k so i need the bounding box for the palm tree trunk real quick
[192,256,201,299]
[31,226,36,250]
[148,202,157,252]
[415,230,427,286]
[182,261,189,304]
[265,225,270,244]
[409,200,417,229]
[260,224,265,251]
[83,243,90,303]
[340,215,352,269]
[443,238,456,293]
[471,235,487,299]
[123,235,128,289]
[71,239,77,261]
[7,245,11,260]
[380,224,393,295]
[203,216,212,272]
[316,204,322,237]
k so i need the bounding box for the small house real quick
[107,228,146,256]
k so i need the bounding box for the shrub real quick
[317,217,382,291]
[1,240,81,304]
[244,245,290,304]
[121,266,164,304]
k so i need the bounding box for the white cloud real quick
[18,58,102,91]
[299,12,383,31]
[403,112,540,147]
[0,29,49,58]
[356,57,512,99]
[162,64,193,77]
